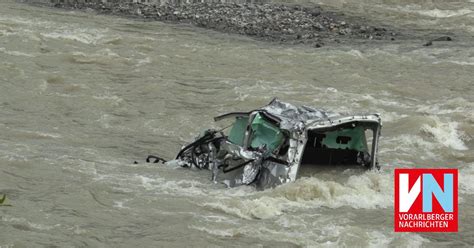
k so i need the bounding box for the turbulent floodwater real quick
[1,0,474,247]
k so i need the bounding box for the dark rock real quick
[432,36,452,41]
[424,36,453,46]
[310,10,321,17]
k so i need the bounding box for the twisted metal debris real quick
[168,99,382,189]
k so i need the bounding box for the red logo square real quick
[394,168,458,232]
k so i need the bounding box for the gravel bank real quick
[46,2,399,47]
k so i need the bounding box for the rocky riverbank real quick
[43,1,399,47]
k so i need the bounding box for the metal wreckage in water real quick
[149,99,382,190]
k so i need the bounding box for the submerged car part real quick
[170,99,382,189]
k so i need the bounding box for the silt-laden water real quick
[1,0,473,247]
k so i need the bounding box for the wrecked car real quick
[160,99,382,189]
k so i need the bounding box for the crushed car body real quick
[169,99,382,189]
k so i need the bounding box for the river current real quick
[0,0,473,247]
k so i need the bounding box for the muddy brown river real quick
[1,0,473,247]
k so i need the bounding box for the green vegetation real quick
[0,194,11,206]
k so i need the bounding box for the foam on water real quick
[68,49,131,65]
[384,134,441,160]
[185,168,432,247]
[460,163,474,194]
[420,116,468,151]
[202,196,287,220]
[1,216,58,231]
[0,15,54,27]
[413,8,473,18]
[386,5,474,18]
[0,14,115,45]
[383,113,470,162]
[189,216,429,247]
[443,60,474,66]
[0,47,35,57]
[200,171,393,222]
[93,94,124,107]
[416,97,474,115]
[112,199,132,209]
[41,28,109,45]
[4,127,62,140]
[273,171,393,209]
[372,232,428,248]
[133,174,217,197]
